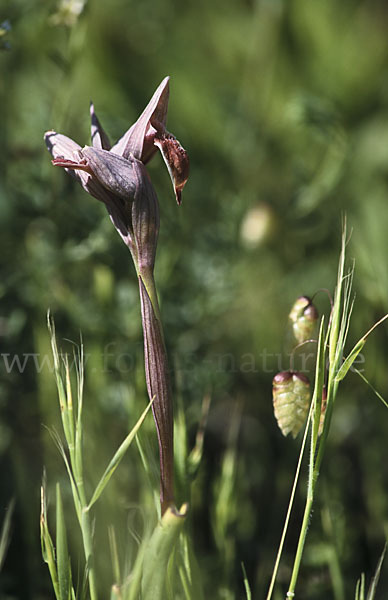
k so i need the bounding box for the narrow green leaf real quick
[0,498,14,572]
[64,357,76,453]
[74,342,85,484]
[355,573,365,600]
[265,396,312,600]
[48,427,82,523]
[177,531,204,600]
[48,314,76,450]
[366,543,387,600]
[187,394,211,480]
[335,339,366,382]
[108,525,121,586]
[241,562,252,600]
[136,434,160,516]
[141,505,188,600]
[354,368,388,409]
[329,223,346,367]
[88,398,154,508]
[40,481,60,600]
[56,483,71,600]
[311,317,326,450]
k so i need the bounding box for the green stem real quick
[71,436,98,599]
[81,506,98,600]
[287,492,313,597]
[287,377,339,597]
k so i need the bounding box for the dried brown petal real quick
[154,133,190,205]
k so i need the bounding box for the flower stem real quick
[138,266,174,514]
[287,492,313,597]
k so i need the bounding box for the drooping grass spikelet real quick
[289,296,318,344]
[272,371,310,438]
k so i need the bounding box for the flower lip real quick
[51,155,93,174]
[154,133,189,205]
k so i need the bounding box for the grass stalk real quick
[266,402,312,600]
[80,507,98,600]
[287,226,351,597]
[287,493,313,597]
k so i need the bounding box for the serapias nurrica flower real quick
[45,77,189,515]
[44,77,189,260]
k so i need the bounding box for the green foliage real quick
[355,544,387,600]
[0,499,14,574]
[141,505,188,600]
[55,484,72,600]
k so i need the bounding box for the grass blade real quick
[266,398,313,600]
[354,368,388,409]
[241,562,252,600]
[41,479,60,600]
[176,531,204,600]
[0,498,14,572]
[355,573,365,600]
[366,543,387,600]
[108,525,121,586]
[56,483,71,600]
[335,339,365,382]
[88,397,154,508]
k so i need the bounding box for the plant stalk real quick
[287,491,313,597]
[81,507,98,600]
[287,375,339,597]
[72,437,98,600]
[138,266,174,514]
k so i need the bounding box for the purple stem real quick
[138,269,174,514]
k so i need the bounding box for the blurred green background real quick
[1,0,388,598]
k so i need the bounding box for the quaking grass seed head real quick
[289,296,319,344]
[272,371,310,438]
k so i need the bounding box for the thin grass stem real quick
[266,403,312,600]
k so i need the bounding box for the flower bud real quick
[272,371,310,438]
[289,296,318,344]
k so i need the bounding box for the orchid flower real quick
[45,76,189,268]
